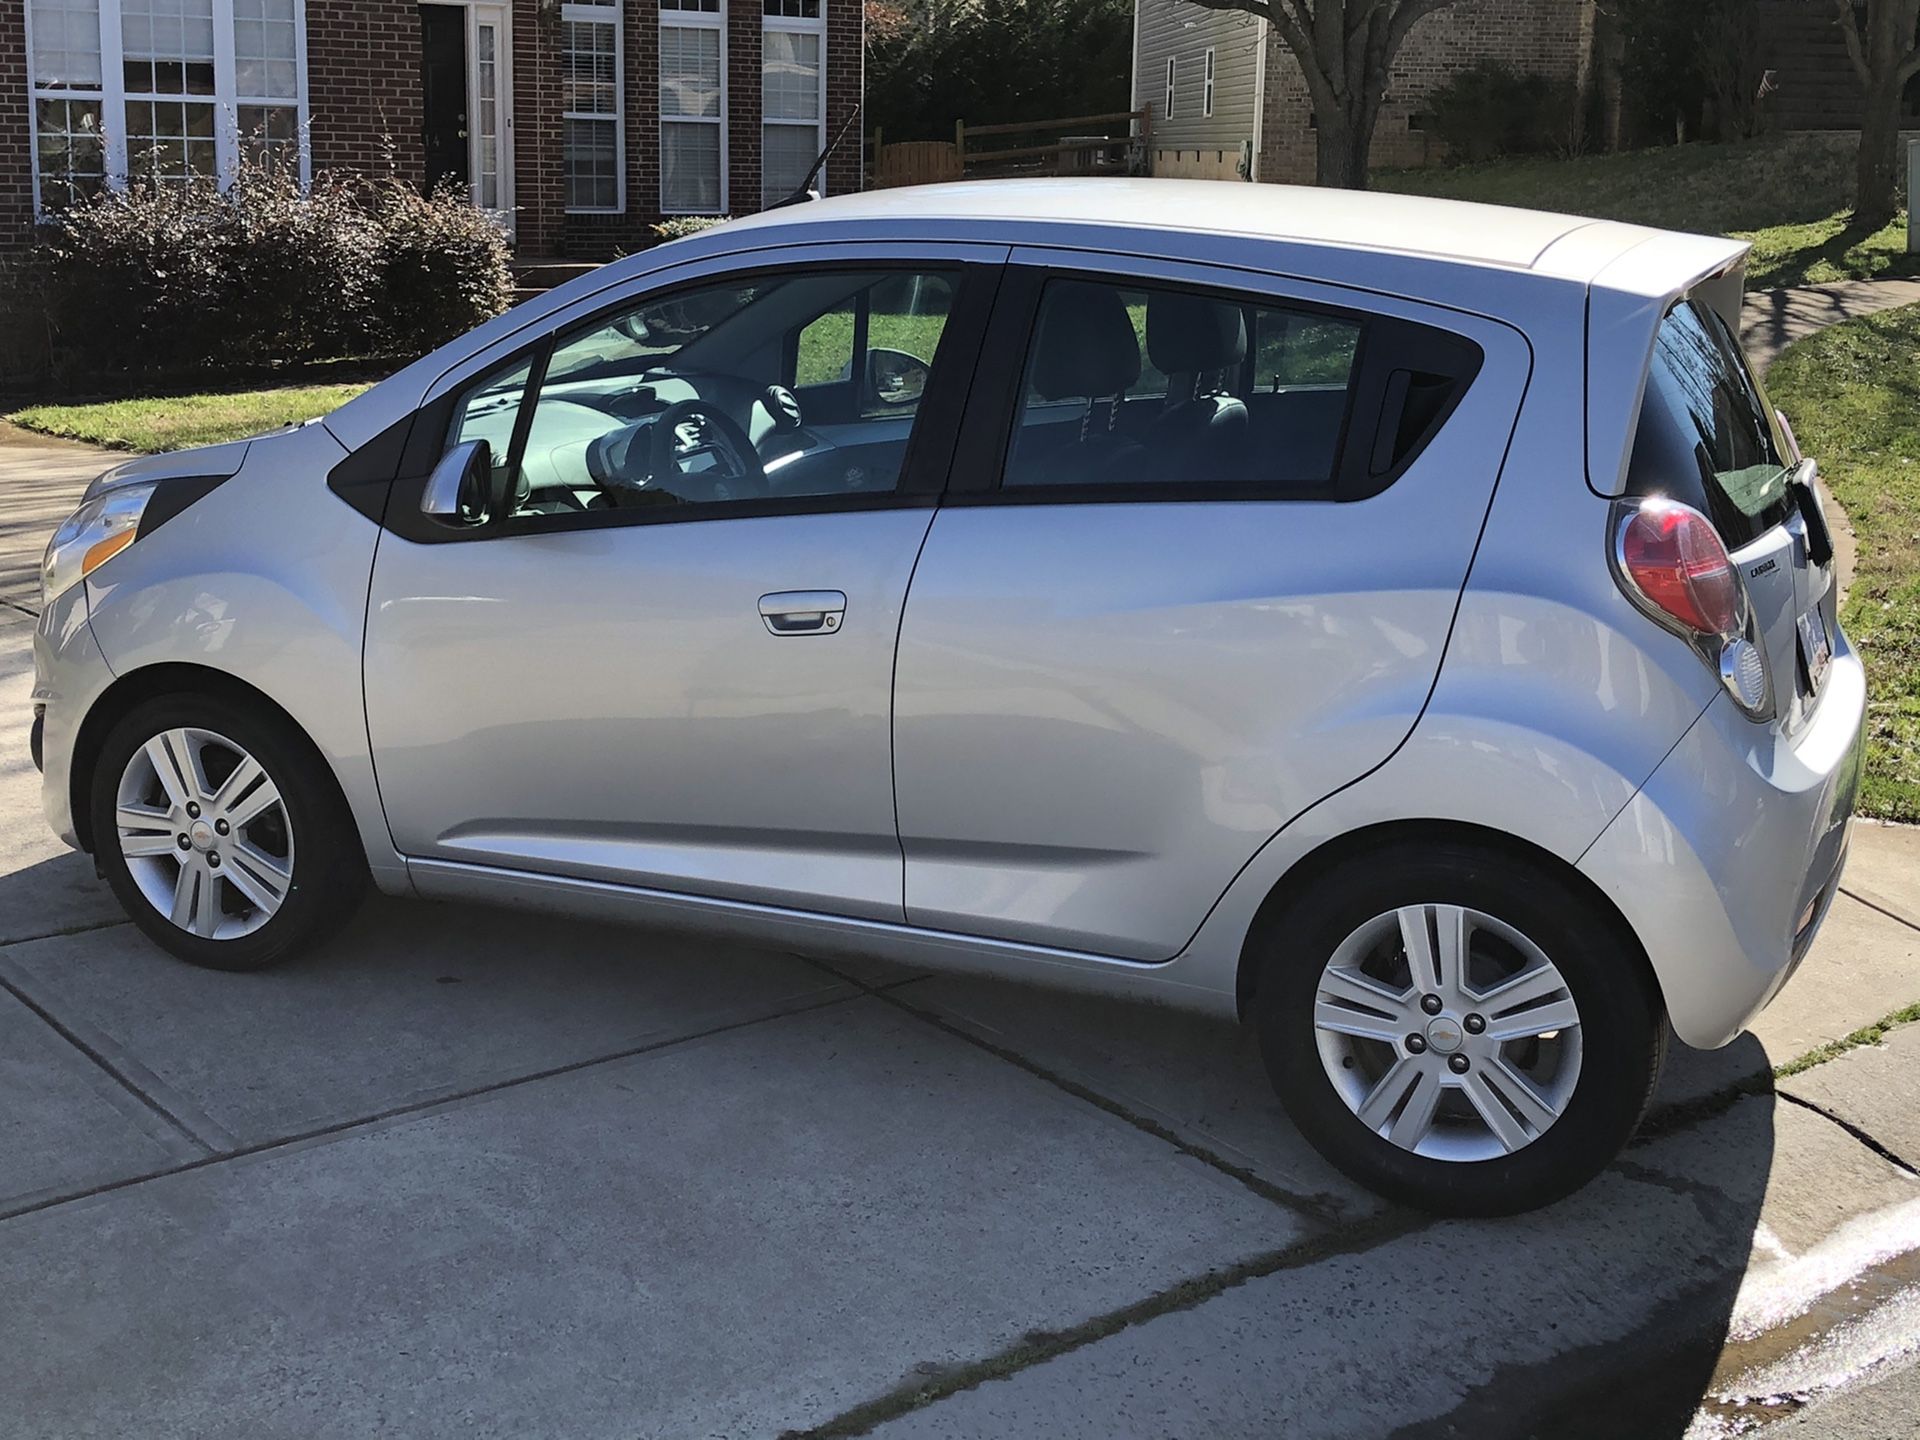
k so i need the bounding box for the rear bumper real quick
[1578,643,1866,1049]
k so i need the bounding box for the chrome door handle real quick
[758,590,846,636]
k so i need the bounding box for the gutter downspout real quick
[1248,15,1268,182]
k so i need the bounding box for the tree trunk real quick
[1313,104,1376,190]
[1856,79,1905,230]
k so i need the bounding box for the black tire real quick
[1254,840,1665,1217]
[90,691,368,972]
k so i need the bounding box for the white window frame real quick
[562,0,624,214]
[1164,55,1175,123]
[760,0,826,207]
[1202,46,1215,118]
[659,0,728,216]
[24,0,311,218]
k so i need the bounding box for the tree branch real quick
[1385,0,1461,56]
[1898,43,1920,87]
[1831,0,1873,90]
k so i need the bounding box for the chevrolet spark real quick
[33,180,1863,1215]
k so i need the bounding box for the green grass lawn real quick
[1768,302,1920,822]
[1377,132,1917,290]
[7,384,370,454]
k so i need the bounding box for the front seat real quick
[1008,281,1144,487]
[1145,291,1249,480]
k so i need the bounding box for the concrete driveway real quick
[2,431,1918,1438]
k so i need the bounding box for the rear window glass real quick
[1628,299,1792,548]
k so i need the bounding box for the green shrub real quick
[1427,61,1579,165]
[368,179,516,353]
[651,215,731,241]
[43,162,513,378]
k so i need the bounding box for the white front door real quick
[467,4,515,235]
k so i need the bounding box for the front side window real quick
[1630,299,1792,548]
[443,268,961,526]
[564,3,623,212]
[26,0,307,212]
[1003,277,1362,491]
[661,12,725,213]
[761,5,825,206]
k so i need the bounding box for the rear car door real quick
[891,251,1532,959]
[363,246,1002,920]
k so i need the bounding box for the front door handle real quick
[759,590,846,636]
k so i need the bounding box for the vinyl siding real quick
[1133,0,1261,154]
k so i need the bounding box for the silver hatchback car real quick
[34,181,1863,1215]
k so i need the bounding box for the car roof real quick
[717,178,1625,274]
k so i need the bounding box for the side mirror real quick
[422,439,494,525]
[866,348,930,408]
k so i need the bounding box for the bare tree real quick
[1832,0,1920,229]
[1181,0,1463,188]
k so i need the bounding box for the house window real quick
[233,0,301,173]
[563,2,622,212]
[661,3,725,213]
[1164,57,1175,121]
[761,0,825,207]
[24,0,308,214]
[1203,47,1215,118]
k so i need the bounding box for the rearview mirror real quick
[422,439,495,525]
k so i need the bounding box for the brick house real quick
[1129,0,1894,185]
[2,0,864,259]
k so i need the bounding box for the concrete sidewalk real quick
[1741,277,1920,372]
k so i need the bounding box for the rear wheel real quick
[90,693,367,971]
[1254,842,1664,1216]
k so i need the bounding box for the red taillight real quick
[1617,500,1740,636]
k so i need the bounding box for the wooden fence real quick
[870,106,1153,190]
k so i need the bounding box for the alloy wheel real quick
[1312,904,1583,1162]
[114,727,296,941]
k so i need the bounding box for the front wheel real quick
[91,692,367,972]
[1254,842,1665,1216]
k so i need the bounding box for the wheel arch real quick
[1233,818,1664,1023]
[70,663,351,857]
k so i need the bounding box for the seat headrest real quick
[1147,291,1248,374]
[1029,283,1142,401]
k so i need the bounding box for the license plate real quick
[1799,606,1833,692]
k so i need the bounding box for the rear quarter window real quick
[1628,299,1793,548]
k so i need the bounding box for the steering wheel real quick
[640,399,769,502]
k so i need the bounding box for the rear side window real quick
[985,271,1482,501]
[1628,299,1792,548]
[1002,278,1363,490]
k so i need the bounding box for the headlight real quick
[42,481,157,606]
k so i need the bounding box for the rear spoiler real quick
[1584,232,1751,497]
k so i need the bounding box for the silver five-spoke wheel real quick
[1313,903,1582,1162]
[114,727,296,941]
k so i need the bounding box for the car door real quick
[363,246,1003,921]
[891,251,1531,958]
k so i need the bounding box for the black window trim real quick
[354,258,1003,545]
[942,260,1484,508]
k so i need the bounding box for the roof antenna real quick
[769,103,862,210]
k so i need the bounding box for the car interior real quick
[447,269,958,517]
[1003,279,1363,490]
[444,268,1370,520]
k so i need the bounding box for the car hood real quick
[83,437,257,500]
